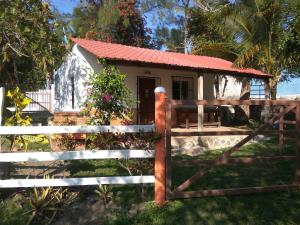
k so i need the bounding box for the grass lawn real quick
[1,136,299,225]
[60,136,300,225]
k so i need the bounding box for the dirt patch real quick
[9,161,69,178]
[53,195,145,225]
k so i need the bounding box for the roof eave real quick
[106,59,272,79]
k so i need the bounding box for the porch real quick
[134,66,268,128]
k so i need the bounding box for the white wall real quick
[118,66,198,101]
[219,76,242,99]
[53,44,101,111]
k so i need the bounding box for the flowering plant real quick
[83,61,134,125]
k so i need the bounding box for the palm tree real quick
[191,0,300,99]
[223,0,300,99]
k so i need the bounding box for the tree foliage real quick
[71,0,155,48]
[140,0,195,52]
[0,0,67,90]
[189,0,300,99]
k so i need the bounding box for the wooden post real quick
[165,99,172,199]
[154,87,167,205]
[0,87,4,153]
[197,74,204,130]
[279,106,284,154]
[0,87,4,125]
[295,102,300,185]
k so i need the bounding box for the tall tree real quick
[71,0,155,48]
[190,0,300,99]
[0,0,66,90]
[140,0,194,53]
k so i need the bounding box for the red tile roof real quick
[71,38,271,78]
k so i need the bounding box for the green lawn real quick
[1,136,300,225]
[63,137,300,225]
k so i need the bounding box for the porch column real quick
[197,74,204,130]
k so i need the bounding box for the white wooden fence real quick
[0,125,155,188]
[25,89,52,112]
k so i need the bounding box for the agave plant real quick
[25,186,77,225]
[94,184,113,205]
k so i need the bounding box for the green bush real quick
[83,61,134,125]
[0,194,30,225]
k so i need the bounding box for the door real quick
[138,77,156,124]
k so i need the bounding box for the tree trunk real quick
[12,59,19,85]
[262,78,271,123]
[270,82,277,100]
[183,0,191,54]
[239,77,250,121]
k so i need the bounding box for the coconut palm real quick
[221,0,300,99]
[190,0,300,99]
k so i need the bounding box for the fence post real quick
[0,87,5,153]
[154,87,167,205]
[0,87,4,125]
[279,106,284,154]
[296,102,300,185]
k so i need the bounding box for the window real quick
[71,76,75,109]
[172,77,194,100]
[250,80,265,99]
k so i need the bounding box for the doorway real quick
[137,77,157,124]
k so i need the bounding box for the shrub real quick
[82,60,134,125]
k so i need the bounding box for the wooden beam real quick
[172,156,296,166]
[197,74,204,129]
[171,99,299,107]
[284,120,296,125]
[279,107,284,154]
[168,184,298,199]
[171,130,296,136]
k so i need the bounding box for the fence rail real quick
[0,125,154,135]
[0,125,156,188]
[0,150,155,162]
[0,176,155,188]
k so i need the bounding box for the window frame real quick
[171,76,194,100]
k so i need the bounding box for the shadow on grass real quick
[62,137,300,225]
[108,190,300,225]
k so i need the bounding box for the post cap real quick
[154,86,166,93]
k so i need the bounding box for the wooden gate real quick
[163,99,300,201]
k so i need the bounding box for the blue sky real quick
[50,0,299,96]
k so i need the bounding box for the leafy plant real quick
[25,186,77,225]
[0,194,30,225]
[82,60,134,125]
[4,87,48,151]
[0,0,67,89]
[94,184,113,205]
[4,87,32,151]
